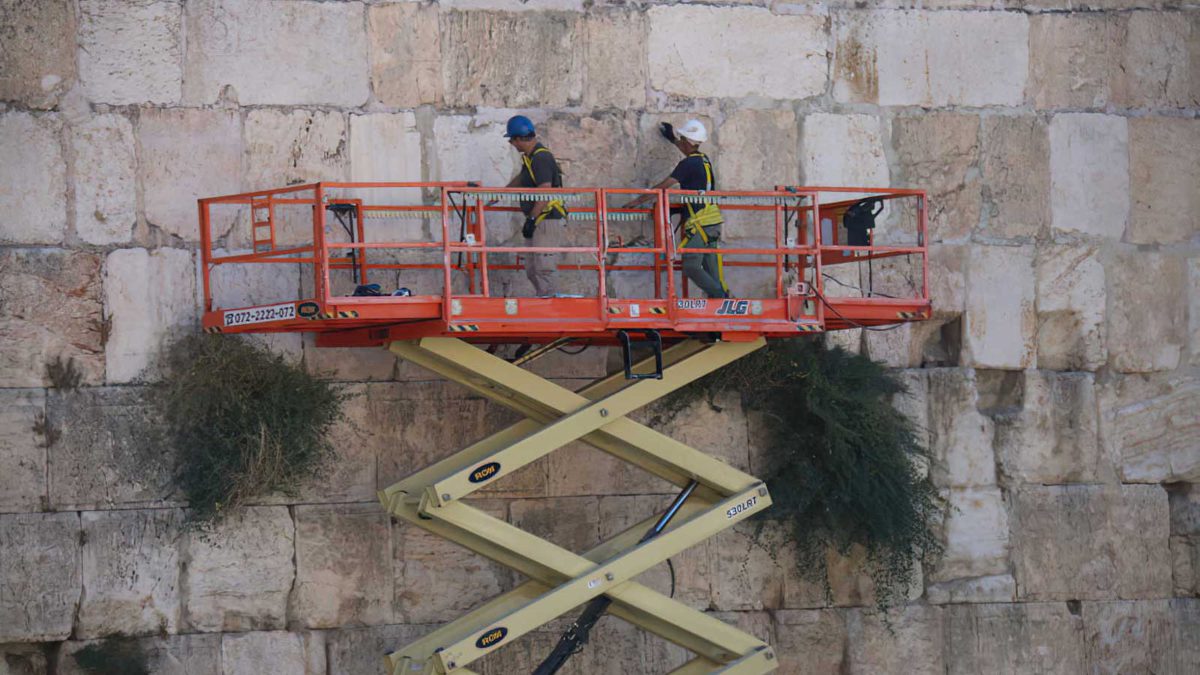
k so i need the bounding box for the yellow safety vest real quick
[521,146,568,223]
[683,152,723,231]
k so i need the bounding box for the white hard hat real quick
[677,119,707,143]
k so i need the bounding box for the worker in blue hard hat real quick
[502,115,568,297]
[627,119,729,299]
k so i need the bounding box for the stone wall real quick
[1,0,1198,673]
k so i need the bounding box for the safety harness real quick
[678,152,729,295]
[522,146,568,224]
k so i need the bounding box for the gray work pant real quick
[525,218,564,297]
[681,224,727,299]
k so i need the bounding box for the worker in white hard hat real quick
[627,119,729,299]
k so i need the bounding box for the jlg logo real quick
[468,462,500,483]
[715,299,749,316]
[475,626,508,649]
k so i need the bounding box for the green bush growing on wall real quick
[662,338,943,611]
[158,334,346,522]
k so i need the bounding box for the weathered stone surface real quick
[892,113,980,241]
[1081,599,1193,674]
[717,109,798,192]
[833,10,1028,106]
[432,115,518,187]
[584,10,647,109]
[78,0,183,105]
[548,441,672,499]
[649,6,826,100]
[303,340,398,383]
[1036,243,1106,371]
[540,112,641,188]
[1174,534,1200,596]
[46,387,178,510]
[1107,251,1187,373]
[595,494,709,609]
[78,509,183,638]
[1118,11,1200,109]
[926,574,1015,605]
[1049,113,1129,240]
[221,631,325,675]
[0,642,48,675]
[1099,374,1199,483]
[0,113,66,244]
[183,0,367,106]
[0,0,75,108]
[393,506,512,624]
[325,624,437,675]
[845,605,944,675]
[773,610,846,675]
[1192,258,1200,367]
[138,108,243,239]
[0,512,81,642]
[708,522,792,611]
[963,245,1035,370]
[932,487,1008,583]
[70,114,137,245]
[58,634,221,675]
[511,496,600,554]
[980,116,1050,240]
[995,371,1108,485]
[181,507,294,632]
[0,248,104,387]
[441,11,583,107]
[1029,13,1123,109]
[293,503,392,629]
[927,369,995,488]
[369,2,442,107]
[0,389,46,513]
[944,602,1085,673]
[244,109,348,191]
[1129,117,1200,245]
[348,113,423,215]
[800,113,889,187]
[104,247,196,383]
[1010,485,1171,601]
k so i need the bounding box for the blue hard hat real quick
[504,115,536,138]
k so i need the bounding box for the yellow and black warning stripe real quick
[897,310,925,320]
[796,323,822,332]
[607,307,622,314]
[305,310,360,321]
[448,324,480,332]
[205,325,223,334]
[649,307,667,315]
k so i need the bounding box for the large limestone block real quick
[980,116,1050,240]
[394,509,512,623]
[1174,534,1200,596]
[432,115,518,187]
[845,605,944,675]
[833,10,1027,106]
[649,6,826,100]
[71,114,137,245]
[1010,484,1171,601]
[583,10,647,108]
[183,0,367,106]
[800,113,889,187]
[78,509,183,638]
[995,371,1108,485]
[0,642,47,675]
[292,503,393,628]
[0,248,104,387]
[717,109,798,192]
[1118,12,1200,110]
[348,112,423,211]
[138,108,243,239]
[0,389,46,513]
[1192,258,1200,367]
[548,442,673,499]
[77,0,183,105]
[927,368,996,488]
[1099,374,1199,483]
[932,487,1008,583]
[0,0,75,108]
[441,11,583,107]
[539,113,641,188]
[891,113,980,241]
[1049,113,1129,240]
[326,624,437,675]
[773,610,846,675]
[46,387,179,510]
[925,574,1015,605]
[944,602,1085,673]
[0,512,81,642]
[0,112,66,244]
[963,245,1035,370]
[1107,250,1187,373]
[511,496,600,553]
[104,247,196,383]
[1029,13,1124,109]
[369,2,442,107]
[221,631,324,675]
[1129,117,1200,245]
[707,523,791,611]
[1081,599,1190,674]
[181,507,295,632]
[58,634,220,675]
[244,110,348,191]
[1036,243,1106,371]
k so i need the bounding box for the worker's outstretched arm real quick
[626,176,679,209]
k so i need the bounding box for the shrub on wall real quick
[158,334,346,522]
[663,338,943,611]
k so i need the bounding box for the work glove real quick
[522,217,537,240]
[659,122,676,142]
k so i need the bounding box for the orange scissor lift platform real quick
[198,182,930,345]
[198,181,930,675]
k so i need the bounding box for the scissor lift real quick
[197,182,931,674]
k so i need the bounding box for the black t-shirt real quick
[517,144,564,219]
[669,153,715,218]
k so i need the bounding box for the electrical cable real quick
[811,284,908,333]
